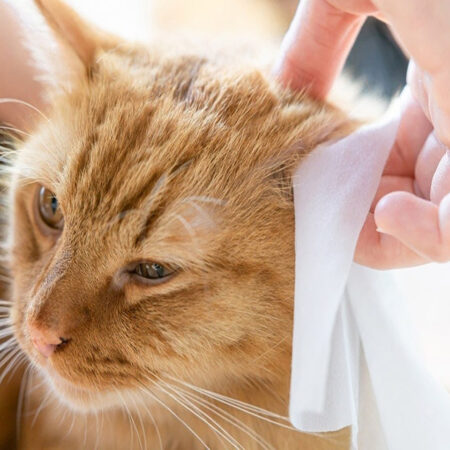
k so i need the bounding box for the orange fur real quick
[2,0,356,448]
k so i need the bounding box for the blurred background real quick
[54,0,450,387]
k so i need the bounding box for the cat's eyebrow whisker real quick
[183,199,215,226]
[0,98,50,122]
[138,383,210,449]
[185,195,227,206]
[163,380,274,450]
[173,213,196,239]
[156,377,244,450]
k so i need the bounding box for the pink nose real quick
[28,322,66,358]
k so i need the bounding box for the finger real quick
[440,193,450,248]
[355,213,425,269]
[373,0,450,74]
[370,175,414,212]
[415,132,447,201]
[428,73,450,148]
[383,87,432,177]
[408,61,450,148]
[375,191,450,263]
[274,0,366,98]
[430,149,450,204]
[407,61,431,122]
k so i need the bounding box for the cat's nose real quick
[28,322,69,358]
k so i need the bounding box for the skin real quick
[0,1,45,131]
[277,0,450,268]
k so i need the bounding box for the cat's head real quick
[8,0,352,411]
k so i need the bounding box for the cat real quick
[0,0,357,448]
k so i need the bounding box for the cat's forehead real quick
[17,50,334,243]
[49,53,284,215]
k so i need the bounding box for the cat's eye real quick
[37,186,64,230]
[132,262,173,281]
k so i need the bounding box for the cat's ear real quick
[33,0,117,72]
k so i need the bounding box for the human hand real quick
[0,1,45,130]
[276,0,450,268]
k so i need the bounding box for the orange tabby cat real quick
[0,0,356,448]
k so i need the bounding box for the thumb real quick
[274,0,365,98]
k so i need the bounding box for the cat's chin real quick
[43,368,122,412]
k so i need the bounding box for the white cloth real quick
[290,100,450,449]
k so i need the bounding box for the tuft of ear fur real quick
[33,0,117,71]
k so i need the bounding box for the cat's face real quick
[8,0,351,411]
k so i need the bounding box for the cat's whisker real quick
[0,344,18,368]
[0,125,33,139]
[60,404,76,442]
[156,378,244,450]
[0,98,50,122]
[0,336,17,353]
[0,345,21,381]
[0,350,27,386]
[22,366,35,422]
[129,394,148,450]
[31,387,53,428]
[161,380,274,450]
[116,388,143,450]
[99,408,105,448]
[93,407,101,450]
[0,329,13,340]
[82,411,88,448]
[0,273,12,284]
[166,375,292,423]
[58,400,69,427]
[138,384,209,449]
[16,363,31,444]
[27,373,46,395]
[186,388,273,450]
[135,388,164,450]
[250,336,289,365]
[0,299,13,306]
